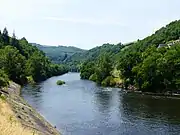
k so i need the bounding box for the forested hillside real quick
[80,20,180,93]
[65,43,124,71]
[0,28,68,87]
[32,43,86,64]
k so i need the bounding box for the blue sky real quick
[0,0,180,49]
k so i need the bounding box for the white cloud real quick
[44,17,126,26]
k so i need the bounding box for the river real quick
[21,73,180,135]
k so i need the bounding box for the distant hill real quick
[31,43,125,72]
[31,43,86,64]
[65,43,124,71]
[66,43,123,63]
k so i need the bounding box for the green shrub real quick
[89,73,97,81]
[0,70,9,88]
[26,76,35,84]
[0,94,6,100]
[101,76,116,87]
[56,80,65,85]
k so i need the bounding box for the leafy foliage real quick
[117,20,180,92]
[33,43,123,72]
[80,61,95,79]
[0,46,26,84]
[0,28,68,87]
[101,76,116,87]
[80,53,115,86]
[67,43,123,66]
[80,20,180,92]
[0,69,9,88]
[32,43,86,64]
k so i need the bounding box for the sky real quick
[0,0,180,49]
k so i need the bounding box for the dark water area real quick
[21,73,180,135]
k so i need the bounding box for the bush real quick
[89,74,97,81]
[0,70,9,88]
[56,80,65,85]
[26,76,35,84]
[101,76,116,87]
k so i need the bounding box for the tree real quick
[0,46,26,84]
[2,27,9,45]
[11,31,19,48]
[80,61,95,79]
[0,30,3,48]
[95,54,113,84]
[0,69,9,88]
[26,52,49,82]
[117,50,142,88]
[0,27,68,87]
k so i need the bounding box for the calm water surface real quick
[21,73,180,135]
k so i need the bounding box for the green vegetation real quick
[56,80,65,85]
[32,43,86,71]
[2,19,180,93]
[35,42,123,72]
[0,28,68,87]
[0,69,9,88]
[0,94,6,101]
[66,43,123,71]
[80,49,120,87]
[26,76,35,84]
[80,20,180,92]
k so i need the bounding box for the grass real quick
[0,94,7,101]
[0,98,38,135]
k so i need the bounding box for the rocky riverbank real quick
[0,82,60,135]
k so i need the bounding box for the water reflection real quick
[95,90,112,114]
[120,93,180,124]
[22,73,180,135]
[21,84,44,110]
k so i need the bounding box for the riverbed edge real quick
[0,82,61,135]
[116,84,180,99]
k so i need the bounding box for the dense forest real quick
[65,43,124,71]
[1,20,180,93]
[32,43,86,64]
[31,43,87,72]
[33,42,123,72]
[80,20,180,93]
[0,28,68,87]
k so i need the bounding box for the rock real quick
[17,115,22,119]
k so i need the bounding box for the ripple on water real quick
[22,73,180,135]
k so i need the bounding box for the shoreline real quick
[0,82,60,135]
[84,78,180,99]
[114,82,180,99]
[125,90,180,99]
[118,87,180,99]
[114,83,180,99]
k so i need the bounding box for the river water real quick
[21,73,180,135]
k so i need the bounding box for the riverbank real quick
[124,90,180,99]
[114,81,180,99]
[0,82,60,135]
